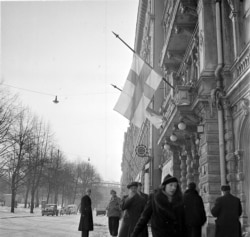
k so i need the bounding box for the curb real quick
[0,215,39,219]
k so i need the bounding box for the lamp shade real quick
[170,133,177,142]
[178,121,186,130]
[164,144,170,150]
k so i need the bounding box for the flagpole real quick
[112,31,135,53]
[112,31,175,90]
[111,84,122,92]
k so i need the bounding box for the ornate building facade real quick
[120,0,250,236]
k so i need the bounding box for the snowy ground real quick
[0,206,152,237]
[0,206,109,237]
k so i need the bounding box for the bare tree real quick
[0,88,19,178]
[29,118,53,213]
[6,108,35,213]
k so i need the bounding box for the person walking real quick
[183,182,207,237]
[131,174,187,237]
[106,189,122,237]
[118,181,148,237]
[78,188,94,237]
[211,184,242,237]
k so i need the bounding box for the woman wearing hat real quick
[131,174,187,237]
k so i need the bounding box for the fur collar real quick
[153,189,176,220]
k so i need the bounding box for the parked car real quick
[66,204,77,215]
[42,204,59,216]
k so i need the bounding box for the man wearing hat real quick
[211,184,242,237]
[118,181,148,237]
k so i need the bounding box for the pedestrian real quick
[211,184,242,237]
[78,188,94,237]
[106,189,122,237]
[118,181,148,237]
[131,174,187,237]
[183,182,207,237]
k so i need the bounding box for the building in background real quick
[119,0,250,236]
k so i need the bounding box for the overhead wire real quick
[1,82,116,98]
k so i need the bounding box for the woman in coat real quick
[106,189,122,237]
[131,174,187,237]
[78,188,94,237]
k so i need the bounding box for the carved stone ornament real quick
[239,98,250,116]
[227,0,235,11]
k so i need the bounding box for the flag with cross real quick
[113,54,162,128]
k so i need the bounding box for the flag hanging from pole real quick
[145,107,164,129]
[113,54,162,128]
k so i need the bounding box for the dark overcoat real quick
[183,189,207,226]
[211,192,242,237]
[118,193,148,237]
[131,189,187,237]
[78,195,94,232]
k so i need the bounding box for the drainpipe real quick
[214,0,227,185]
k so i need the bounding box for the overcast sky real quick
[1,0,139,182]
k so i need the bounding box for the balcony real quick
[160,0,198,73]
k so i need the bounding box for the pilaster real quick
[195,101,220,237]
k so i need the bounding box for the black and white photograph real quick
[0,1,250,237]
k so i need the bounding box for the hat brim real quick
[162,177,178,186]
[127,183,138,189]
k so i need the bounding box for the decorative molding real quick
[199,30,204,51]
[230,43,250,83]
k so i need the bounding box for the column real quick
[223,99,237,192]
[180,149,187,192]
[191,135,200,187]
[185,140,194,185]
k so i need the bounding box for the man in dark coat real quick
[78,188,94,237]
[183,182,207,237]
[118,181,148,237]
[211,184,242,237]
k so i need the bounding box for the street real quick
[0,208,109,237]
[0,207,153,237]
